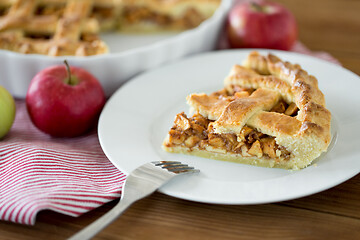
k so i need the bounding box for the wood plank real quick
[280,174,360,218]
[334,53,360,75]
[276,0,360,53]
[1,192,360,240]
[275,0,360,74]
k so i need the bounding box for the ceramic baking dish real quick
[0,0,232,98]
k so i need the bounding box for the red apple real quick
[26,61,106,137]
[227,0,298,50]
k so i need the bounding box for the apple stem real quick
[251,2,263,12]
[64,60,73,85]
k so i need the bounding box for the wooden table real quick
[1,0,359,239]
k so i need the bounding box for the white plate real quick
[98,49,360,204]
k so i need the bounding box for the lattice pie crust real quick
[163,51,331,170]
[0,0,220,56]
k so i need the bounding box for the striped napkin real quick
[0,101,126,225]
[0,46,339,226]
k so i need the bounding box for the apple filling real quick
[122,6,205,29]
[164,112,292,160]
[22,32,99,42]
[270,99,298,116]
[24,33,52,40]
[164,85,300,161]
[0,6,10,16]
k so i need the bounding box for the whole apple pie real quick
[0,0,220,56]
[163,51,331,170]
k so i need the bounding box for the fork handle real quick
[68,199,132,240]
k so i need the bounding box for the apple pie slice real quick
[163,51,331,170]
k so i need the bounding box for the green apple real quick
[0,85,16,139]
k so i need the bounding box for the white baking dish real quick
[0,0,232,98]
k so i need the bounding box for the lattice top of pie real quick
[185,51,331,168]
[0,0,220,56]
[0,0,115,56]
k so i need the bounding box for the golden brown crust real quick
[225,65,294,103]
[212,89,280,134]
[187,93,232,120]
[242,51,326,107]
[0,0,110,56]
[247,111,302,136]
[242,51,331,151]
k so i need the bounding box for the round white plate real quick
[98,49,360,204]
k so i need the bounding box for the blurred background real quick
[275,0,360,75]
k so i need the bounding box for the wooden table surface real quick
[1,0,360,239]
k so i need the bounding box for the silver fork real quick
[68,161,199,240]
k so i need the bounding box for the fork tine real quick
[152,161,182,166]
[160,164,191,169]
[166,166,193,171]
[171,169,200,174]
[151,161,199,174]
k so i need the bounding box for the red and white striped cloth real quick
[0,102,126,225]
[0,45,339,226]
